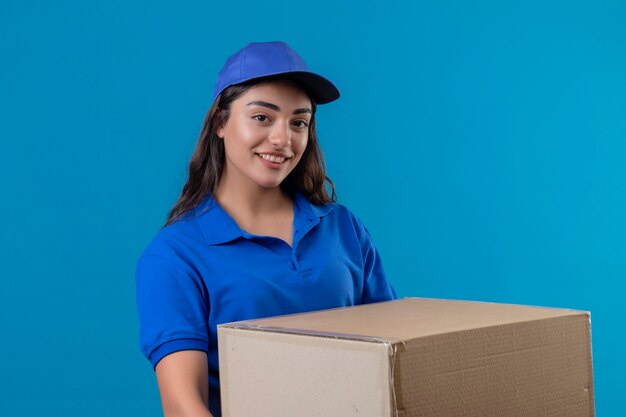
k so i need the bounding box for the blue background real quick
[1,0,624,415]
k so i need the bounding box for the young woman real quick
[136,41,398,417]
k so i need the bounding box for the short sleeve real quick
[360,225,399,303]
[136,254,209,369]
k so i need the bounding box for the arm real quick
[155,350,214,417]
[360,225,399,303]
[136,254,212,414]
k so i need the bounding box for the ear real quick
[216,109,226,139]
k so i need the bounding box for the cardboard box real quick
[218,298,594,417]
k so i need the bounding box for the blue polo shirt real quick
[136,192,398,416]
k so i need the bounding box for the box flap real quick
[219,327,395,417]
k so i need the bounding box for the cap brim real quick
[242,71,340,105]
[279,71,340,104]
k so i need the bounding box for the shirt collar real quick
[194,192,335,246]
[293,191,335,220]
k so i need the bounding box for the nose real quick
[268,121,291,148]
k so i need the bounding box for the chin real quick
[254,177,286,190]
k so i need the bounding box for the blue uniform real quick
[136,192,398,416]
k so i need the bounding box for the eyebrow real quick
[246,101,312,115]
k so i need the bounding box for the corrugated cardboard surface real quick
[393,315,593,416]
[218,298,594,416]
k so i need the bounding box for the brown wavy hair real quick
[164,77,337,226]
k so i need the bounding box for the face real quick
[216,80,313,191]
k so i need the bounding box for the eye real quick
[292,120,309,128]
[253,115,269,123]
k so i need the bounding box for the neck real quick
[214,174,292,219]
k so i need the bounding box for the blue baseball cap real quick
[212,41,340,105]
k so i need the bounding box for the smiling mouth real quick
[256,153,291,164]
